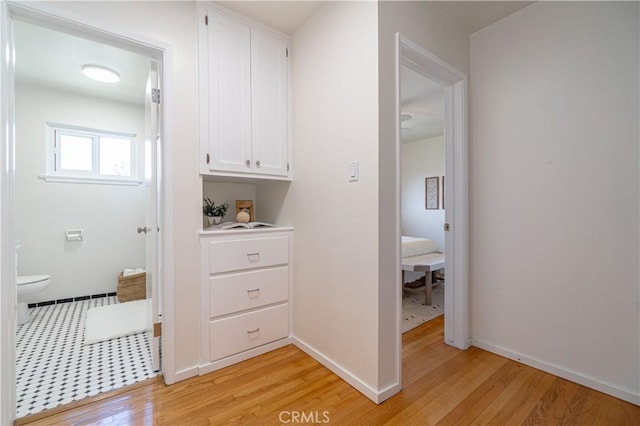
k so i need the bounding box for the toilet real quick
[17,275,51,325]
[15,241,51,325]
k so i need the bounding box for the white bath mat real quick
[84,299,151,345]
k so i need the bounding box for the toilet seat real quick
[17,275,50,286]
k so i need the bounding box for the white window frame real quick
[42,123,142,185]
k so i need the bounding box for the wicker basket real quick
[117,271,146,302]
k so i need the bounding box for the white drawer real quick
[209,304,288,361]
[207,236,288,274]
[209,266,288,317]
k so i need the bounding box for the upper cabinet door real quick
[250,29,289,177]
[206,12,252,173]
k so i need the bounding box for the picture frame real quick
[441,176,445,210]
[425,176,439,210]
[235,200,255,222]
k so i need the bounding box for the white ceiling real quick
[433,1,535,35]
[14,20,149,106]
[13,1,534,114]
[218,1,326,35]
[401,66,444,143]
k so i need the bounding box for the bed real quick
[401,236,445,305]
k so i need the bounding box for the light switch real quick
[349,160,359,182]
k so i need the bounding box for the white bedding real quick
[402,236,440,258]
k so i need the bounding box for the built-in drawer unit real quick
[199,228,293,375]
[209,266,288,317]
[209,303,288,361]
[207,236,288,274]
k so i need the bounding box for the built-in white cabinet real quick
[199,228,293,374]
[199,7,290,180]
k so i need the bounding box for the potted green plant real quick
[203,198,229,226]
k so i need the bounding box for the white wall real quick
[42,0,202,377]
[378,0,469,395]
[401,136,445,283]
[202,181,256,227]
[470,2,639,403]
[401,136,445,249]
[15,82,145,302]
[290,1,381,394]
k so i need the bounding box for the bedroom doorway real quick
[396,34,468,350]
[399,65,447,333]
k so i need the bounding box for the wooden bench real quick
[402,252,445,305]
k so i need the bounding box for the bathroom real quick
[13,20,159,418]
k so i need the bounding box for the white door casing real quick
[145,60,161,372]
[397,33,469,349]
[0,2,17,423]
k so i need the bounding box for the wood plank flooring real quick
[17,316,640,425]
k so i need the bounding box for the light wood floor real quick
[17,316,639,425]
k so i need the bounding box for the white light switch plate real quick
[349,160,359,182]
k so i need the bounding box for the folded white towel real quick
[123,268,146,277]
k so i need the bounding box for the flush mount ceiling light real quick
[82,65,120,83]
[401,113,412,122]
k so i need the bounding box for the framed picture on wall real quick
[441,176,445,210]
[425,176,439,210]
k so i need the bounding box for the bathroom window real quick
[43,124,141,185]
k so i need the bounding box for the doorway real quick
[396,34,468,350]
[2,4,167,422]
[399,65,447,333]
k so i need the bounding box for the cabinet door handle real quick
[255,160,261,168]
[247,328,260,335]
[247,288,260,296]
[247,252,260,258]
[245,159,251,167]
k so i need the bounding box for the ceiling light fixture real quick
[401,113,412,122]
[82,65,120,83]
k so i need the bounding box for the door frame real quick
[0,2,176,422]
[396,33,469,349]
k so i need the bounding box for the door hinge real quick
[287,163,289,172]
[206,153,210,164]
[152,88,161,104]
[286,48,289,58]
[205,15,208,26]
[154,322,162,337]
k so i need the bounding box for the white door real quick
[250,28,288,176]
[145,60,161,371]
[206,11,252,173]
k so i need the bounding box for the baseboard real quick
[472,339,640,406]
[291,336,400,404]
[173,366,199,382]
[198,337,292,376]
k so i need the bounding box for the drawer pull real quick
[247,252,260,259]
[247,288,260,297]
[247,328,260,336]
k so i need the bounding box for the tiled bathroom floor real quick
[16,296,158,418]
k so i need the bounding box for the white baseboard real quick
[291,337,401,404]
[472,339,640,406]
[173,366,199,383]
[198,337,292,376]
